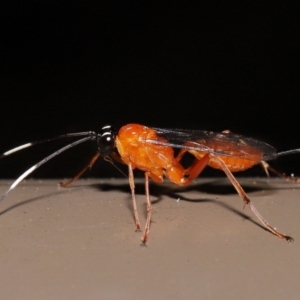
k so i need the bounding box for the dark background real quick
[1,2,299,179]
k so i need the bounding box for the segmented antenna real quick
[0,132,93,159]
[277,149,300,157]
[0,136,92,202]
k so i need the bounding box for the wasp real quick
[0,124,298,243]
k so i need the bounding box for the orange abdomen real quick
[190,139,263,172]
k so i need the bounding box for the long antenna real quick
[0,132,93,159]
[0,136,92,202]
[277,149,300,157]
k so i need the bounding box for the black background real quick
[1,2,299,179]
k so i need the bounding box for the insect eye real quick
[98,132,115,155]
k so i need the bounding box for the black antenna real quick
[0,136,92,202]
[0,132,94,159]
[277,149,300,157]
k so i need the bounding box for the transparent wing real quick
[148,127,278,161]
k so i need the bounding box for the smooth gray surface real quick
[0,178,299,300]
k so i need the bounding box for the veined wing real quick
[145,127,278,161]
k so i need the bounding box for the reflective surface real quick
[0,178,299,300]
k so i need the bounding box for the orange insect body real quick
[115,124,293,243]
[116,123,263,181]
[116,124,184,184]
[0,122,295,244]
[190,140,263,172]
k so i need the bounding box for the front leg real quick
[128,163,141,231]
[141,172,152,244]
[60,152,100,187]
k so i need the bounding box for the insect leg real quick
[212,154,293,241]
[167,150,210,186]
[141,172,152,244]
[260,161,300,183]
[183,154,210,184]
[128,163,141,231]
[60,153,101,187]
[110,152,126,164]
